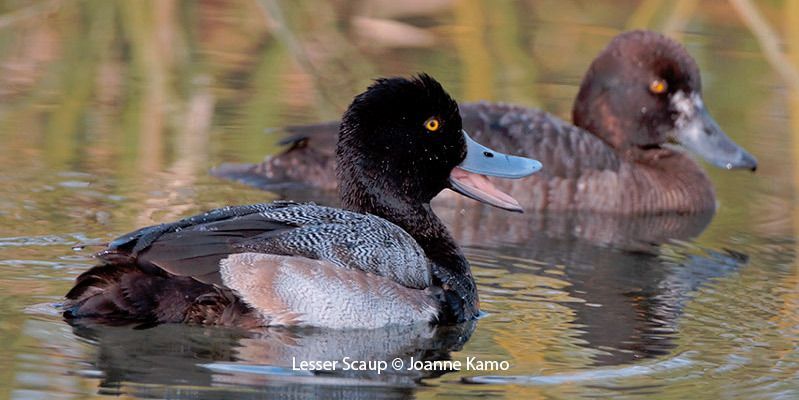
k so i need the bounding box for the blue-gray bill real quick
[449,131,543,212]
[671,91,758,171]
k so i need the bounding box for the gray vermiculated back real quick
[108,201,432,290]
[234,204,433,289]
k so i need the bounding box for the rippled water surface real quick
[0,1,797,399]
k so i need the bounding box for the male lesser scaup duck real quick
[63,75,542,328]
[213,30,756,214]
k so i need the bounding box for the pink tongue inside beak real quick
[449,167,522,211]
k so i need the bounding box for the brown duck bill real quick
[448,131,543,212]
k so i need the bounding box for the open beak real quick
[448,131,542,212]
[670,91,757,171]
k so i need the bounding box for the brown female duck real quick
[214,30,756,214]
[63,75,541,328]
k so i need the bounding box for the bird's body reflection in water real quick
[70,321,475,399]
[435,199,747,368]
[433,192,716,252]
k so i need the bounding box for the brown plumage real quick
[65,263,260,327]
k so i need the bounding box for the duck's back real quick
[64,202,438,328]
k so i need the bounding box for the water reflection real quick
[486,240,747,366]
[434,198,715,251]
[443,204,748,368]
[69,321,475,399]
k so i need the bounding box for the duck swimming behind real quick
[63,75,542,329]
[214,30,757,214]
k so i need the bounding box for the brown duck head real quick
[573,30,757,171]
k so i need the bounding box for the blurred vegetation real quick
[0,0,791,163]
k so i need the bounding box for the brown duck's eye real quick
[424,117,441,132]
[649,79,668,94]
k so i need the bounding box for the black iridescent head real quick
[337,74,541,215]
[337,74,466,204]
[573,30,756,170]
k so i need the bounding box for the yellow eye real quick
[649,79,668,94]
[424,117,441,132]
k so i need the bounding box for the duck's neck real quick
[339,175,479,322]
[340,177,464,270]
